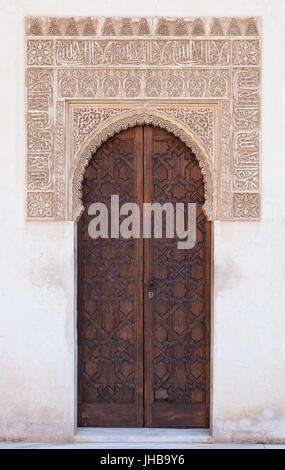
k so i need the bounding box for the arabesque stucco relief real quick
[25,16,261,221]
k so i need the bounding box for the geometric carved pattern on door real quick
[77,127,143,427]
[144,127,210,427]
[77,126,210,428]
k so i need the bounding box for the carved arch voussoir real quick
[71,109,216,222]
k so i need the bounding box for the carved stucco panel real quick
[25,16,261,221]
[68,104,217,221]
[57,68,231,99]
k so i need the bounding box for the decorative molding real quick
[233,193,260,219]
[55,101,65,219]
[69,105,217,221]
[25,16,261,221]
[26,68,54,196]
[26,16,260,37]
[57,69,231,99]
[72,107,130,155]
[27,40,54,65]
[52,39,233,67]
[27,192,54,218]
[220,100,232,219]
[71,104,215,161]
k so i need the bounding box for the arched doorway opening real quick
[77,125,211,428]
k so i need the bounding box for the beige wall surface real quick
[0,0,285,442]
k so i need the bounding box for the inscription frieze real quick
[54,39,232,67]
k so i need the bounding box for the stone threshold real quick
[74,428,212,444]
[1,442,285,449]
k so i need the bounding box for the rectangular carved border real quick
[25,16,261,220]
[67,99,219,222]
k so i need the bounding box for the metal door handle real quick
[148,278,155,299]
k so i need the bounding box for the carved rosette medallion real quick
[25,16,261,221]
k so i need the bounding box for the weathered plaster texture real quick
[0,0,285,443]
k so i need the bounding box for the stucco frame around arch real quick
[71,107,216,222]
[25,16,261,221]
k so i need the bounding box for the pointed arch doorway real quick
[77,125,211,428]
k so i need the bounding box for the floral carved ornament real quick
[25,16,261,221]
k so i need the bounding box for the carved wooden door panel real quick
[143,127,210,428]
[77,126,210,428]
[77,127,144,427]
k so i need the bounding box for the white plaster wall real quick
[0,0,284,442]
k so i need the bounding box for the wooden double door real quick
[77,126,211,428]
